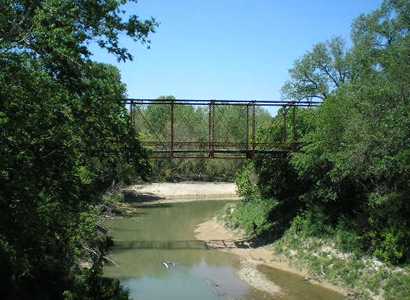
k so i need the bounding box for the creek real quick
[104,200,344,300]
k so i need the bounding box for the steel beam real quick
[170,100,174,158]
[252,101,256,157]
[124,98,321,107]
[283,107,288,143]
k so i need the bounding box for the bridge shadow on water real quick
[112,239,253,251]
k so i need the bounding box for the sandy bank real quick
[123,182,239,204]
[195,217,347,297]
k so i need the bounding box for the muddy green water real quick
[104,201,344,300]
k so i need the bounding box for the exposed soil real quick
[194,217,347,297]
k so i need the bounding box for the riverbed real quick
[104,200,345,300]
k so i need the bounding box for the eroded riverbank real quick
[194,217,347,297]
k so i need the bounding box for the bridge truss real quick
[125,99,320,159]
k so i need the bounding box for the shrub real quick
[231,197,278,237]
[235,162,258,198]
[372,229,407,264]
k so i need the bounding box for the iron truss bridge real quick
[125,99,320,159]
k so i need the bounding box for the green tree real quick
[291,0,410,262]
[234,107,318,237]
[236,0,410,264]
[0,1,156,299]
[281,37,351,101]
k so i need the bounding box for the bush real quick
[334,223,363,255]
[291,210,330,238]
[230,197,278,237]
[372,229,407,264]
[235,162,258,198]
[384,270,410,300]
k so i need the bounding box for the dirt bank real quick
[195,217,347,297]
[123,182,239,204]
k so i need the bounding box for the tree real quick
[291,0,410,263]
[236,0,410,264]
[234,107,318,238]
[0,1,156,299]
[0,0,157,60]
[281,37,352,101]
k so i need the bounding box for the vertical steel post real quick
[129,100,134,127]
[246,104,249,153]
[208,101,212,158]
[127,100,133,164]
[170,100,174,158]
[283,106,288,143]
[292,104,297,145]
[211,100,215,158]
[252,101,256,155]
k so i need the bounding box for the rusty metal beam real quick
[170,100,174,158]
[283,107,288,143]
[208,101,212,158]
[252,101,256,158]
[129,99,134,126]
[211,100,215,158]
[246,104,249,152]
[124,99,321,107]
[292,105,296,143]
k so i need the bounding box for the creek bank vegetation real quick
[223,1,410,299]
[0,1,157,299]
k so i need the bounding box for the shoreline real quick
[194,217,347,297]
[122,182,240,204]
[117,182,346,297]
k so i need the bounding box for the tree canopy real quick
[236,0,410,264]
[281,37,352,101]
[0,1,156,299]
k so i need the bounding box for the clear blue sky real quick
[91,0,383,100]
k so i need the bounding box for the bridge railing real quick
[124,99,320,159]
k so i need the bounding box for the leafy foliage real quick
[0,1,156,299]
[235,162,258,198]
[281,37,352,101]
[233,107,318,239]
[235,0,410,265]
[229,197,278,238]
[274,211,410,299]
